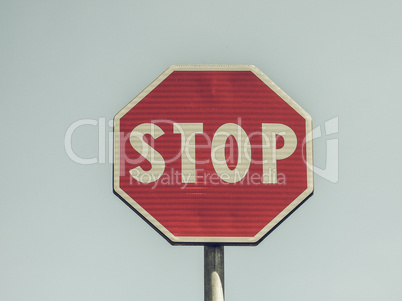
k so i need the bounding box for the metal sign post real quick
[204,245,224,301]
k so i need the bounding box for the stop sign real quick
[113,65,313,245]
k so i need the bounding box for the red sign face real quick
[114,65,313,245]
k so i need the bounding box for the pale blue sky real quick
[1,1,402,300]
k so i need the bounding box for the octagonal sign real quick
[113,65,313,245]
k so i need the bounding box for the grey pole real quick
[204,245,224,301]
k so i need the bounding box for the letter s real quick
[129,123,165,183]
